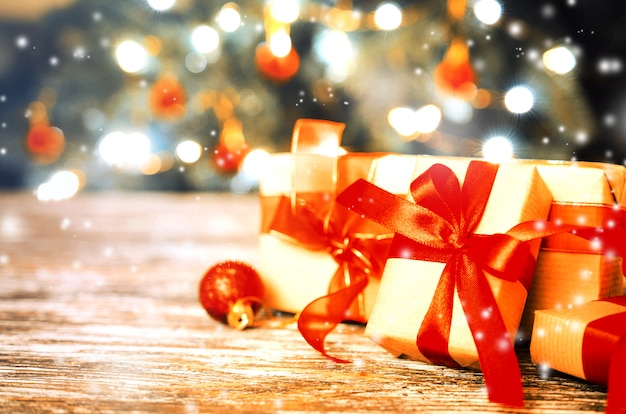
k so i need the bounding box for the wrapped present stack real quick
[257,118,626,409]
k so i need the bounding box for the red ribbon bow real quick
[337,161,533,406]
[268,194,392,362]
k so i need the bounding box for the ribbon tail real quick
[297,269,368,363]
[456,256,524,407]
[606,334,626,414]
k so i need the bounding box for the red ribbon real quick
[581,297,626,414]
[268,194,392,363]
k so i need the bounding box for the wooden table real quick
[0,192,609,413]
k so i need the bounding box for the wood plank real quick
[0,192,609,412]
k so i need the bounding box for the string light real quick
[543,46,577,74]
[504,85,534,114]
[473,0,502,25]
[482,136,514,162]
[217,3,242,33]
[146,0,176,12]
[175,140,203,163]
[191,25,220,54]
[374,3,403,31]
[115,40,148,73]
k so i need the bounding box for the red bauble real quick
[149,77,187,119]
[255,42,300,83]
[198,260,264,325]
[25,123,65,164]
[211,142,249,173]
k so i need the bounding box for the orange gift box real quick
[530,297,626,413]
[258,119,417,322]
[518,161,626,340]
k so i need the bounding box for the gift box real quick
[518,161,626,340]
[530,297,626,413]
[258,119,417,322]
[337,156,554,405]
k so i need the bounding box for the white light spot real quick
[504,85,534,114]
[473,0,502,25]
[268,31,292,58]
[147,0,176,11]
[16,35,28,49]
[191,25,219,54]
[269,0,300,23]
[374,3,403,31]
[240,149,270,181]
[175,140,203,163]
[98,131,152,170]
[0,255,8,266]
[543,46,577,74]
[482,136,514,162]
[49,56,59,66]
[415,104,441,133]
[115,40,148,73]
[217,4,242,33]
[598,58,622,74]
[37,170,81,201]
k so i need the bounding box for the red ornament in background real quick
[211,141,249,173]
[26,123,65,164]
[255,42,300,83]
[149,77,187,120]
[199,260,265,329]
[434,38,477,101]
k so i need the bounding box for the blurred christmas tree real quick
[0,0,624,195]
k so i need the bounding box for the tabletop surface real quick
[0,191,610,413]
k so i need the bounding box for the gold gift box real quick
[364,156,552,368]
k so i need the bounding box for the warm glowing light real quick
[504,85,534,114]
[388,105,441,136]
[37,170,81,201]
[175,140,203,163]
[98,131,151,169]
[241,149,271,179]
[543,46,577,74]
[314,29,354,64]
[269,0,300,23]
[388,107,418,136]
[191,25,219,54]
[473,0,502,25]
[115,40,148,73]
[217,3,242,32]
[414,104,442,133]
[374,3,403,31]
[482,136,514,162]
[269,31,292,58]
[147,0,176,11]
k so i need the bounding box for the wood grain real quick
[0,192,609,413]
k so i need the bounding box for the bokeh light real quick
[191,25,219,54]
[482,136,514,162]
[374,3,403,31]
[473,0,502,25]
[98,131,152,170]
[269,0,300,24]
[415,104,442,133]
[217,3,242,33]
[504,85,534,114]
[147,0,176,11]
[115,40,148,73]
[37,170,82,201]
[241,149,271,179]
[543,46,577,74]
[269,31,292,58]
[175,140,203,163]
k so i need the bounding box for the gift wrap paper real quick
[530,297,626,385]
[518,161,626,339]
[259,148,418,321]
[364,156,553,368]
